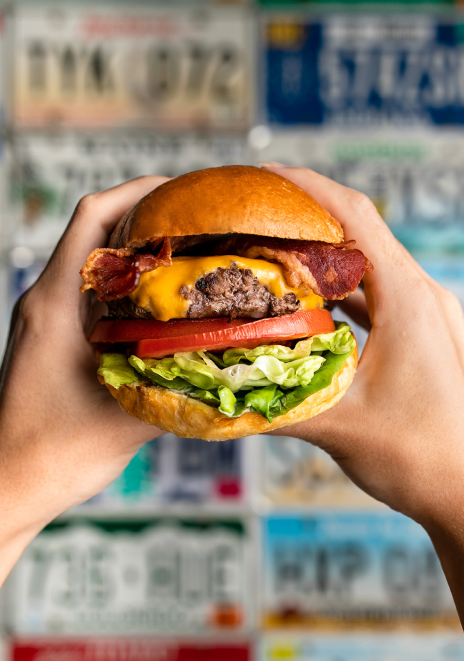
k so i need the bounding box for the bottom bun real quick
[100,346,357,441]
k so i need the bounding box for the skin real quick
[0,167,463,622]
[261,164,464,622]
[0,176,169,587]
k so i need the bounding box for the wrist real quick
[0,430,64,572]
[0,471,51,587]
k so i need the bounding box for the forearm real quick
[425,519,464,627]
[0,524,41,588]
[0,475,49,587]
[0,429,59,587]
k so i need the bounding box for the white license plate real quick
[86,434,245,509]
[13,5,254,129]
[257,130,464,254]
[8,518,251,635]
[257,435,379,508]
[9,131,250,254]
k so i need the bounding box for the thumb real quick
[259,164,410,328]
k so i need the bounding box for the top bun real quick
[109,165,344,249]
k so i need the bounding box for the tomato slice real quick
[90,317,258,344]
[134,310,334,359]
[90,311,334,359]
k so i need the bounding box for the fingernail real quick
[258,161,287,169]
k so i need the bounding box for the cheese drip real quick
[130,255,324,321]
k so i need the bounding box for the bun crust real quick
[109,165,343,249]
[100,348,357,441]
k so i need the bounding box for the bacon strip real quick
[214,235,373,300]
[80,238,172,302]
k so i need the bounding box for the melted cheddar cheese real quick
[130,255,323,321]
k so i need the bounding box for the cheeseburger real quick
[81,166,372,441]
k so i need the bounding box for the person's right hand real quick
[260,163,464,619]
[0,176,169,587]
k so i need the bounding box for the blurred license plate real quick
[10,131,250,254]
[8,517,251,635]
[154,434,245,502]
[14,5,253,129]
[257,130,464,254]
[12,639,251,661]
[87,434,245,508]
[264,15,464,127]
[258,436,379,508]
[259,633,464,660]
[261,511,457,628]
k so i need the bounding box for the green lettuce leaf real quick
[245,384,284,423]
[280,347,354,414]
[97,322,355,422]
[129,355,221,405]
[97,353,142,390]
[223,322,354,365]
[218,385,238,415]
[310,322,355,354]
[190,389,221,404]
[129,355,197,391]
[218,386,249,418]
[134,350,324,392]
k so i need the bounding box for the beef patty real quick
[180,263,300,319]
[106,297,153,320]
[107,263,300,320]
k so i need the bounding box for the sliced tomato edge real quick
[135,311,335,359]
[89,316,253,344]
[89,309,333,345]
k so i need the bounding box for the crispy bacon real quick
[80,238,172,302]
[80,231,372,304]
[214,235,373,300]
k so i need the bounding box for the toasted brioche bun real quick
[109,165,344,250]
[99,345,357,441]
[100,165,352,439]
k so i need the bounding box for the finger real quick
[368,209,464,365]
[35,175,171,305]
[259,164,422,327]
[259,164,389,254]
[61,174,171,256]
[260,164,433,290]
[336,289,371,332]
[433,285,464,370]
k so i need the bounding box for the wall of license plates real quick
[1,0,464,659]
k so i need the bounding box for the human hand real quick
[0,176,169,584]
[260,164,464,530]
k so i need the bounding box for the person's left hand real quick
[0,177,169,582]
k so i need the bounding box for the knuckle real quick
[441,288,462,312]
[12,290,36,334]
[403,274,439,310]
[348,189,378,216]
[74,192,100,218]
[16,288,38,322]
[411,275,433,300]
[429,280,460,307]
[13,287,50,341]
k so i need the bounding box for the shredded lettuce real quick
[131,349,324,392]
[223,322,354,364]
[98,322,355,422]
